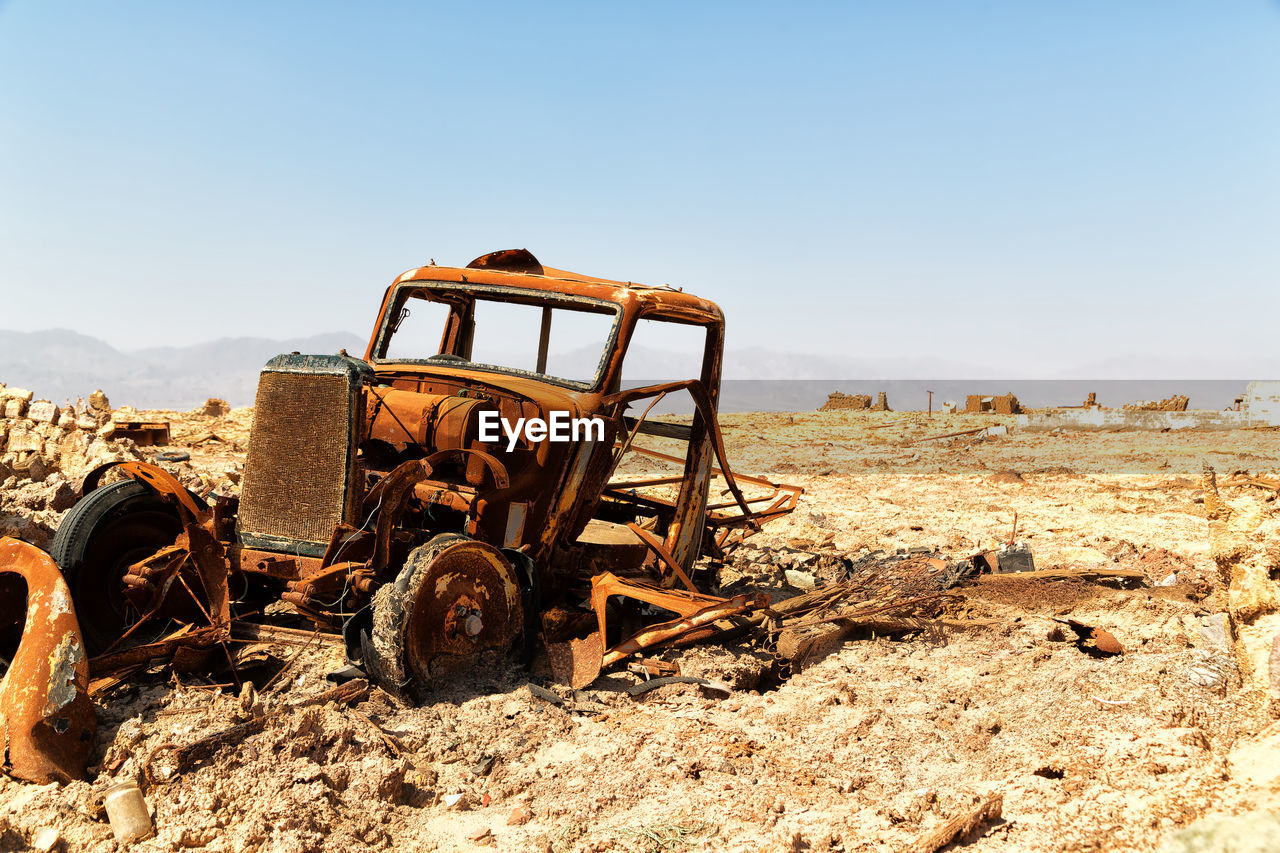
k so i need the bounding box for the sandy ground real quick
[3,409,1280,852]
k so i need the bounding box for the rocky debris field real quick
[0,384,250,550]
[3,401,1280,852]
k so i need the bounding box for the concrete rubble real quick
[0,384,143,549]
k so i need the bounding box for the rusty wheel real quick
[367,535,523,701]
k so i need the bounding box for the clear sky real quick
[2,1,1277,376]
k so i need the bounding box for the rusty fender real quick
[79,460,209,525]
[0,537,96,784]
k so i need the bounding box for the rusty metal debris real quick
[0,537,96,784]
[1053,618,1124,657]
[110,421,172,446]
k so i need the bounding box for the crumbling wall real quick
[965,394,1021,414]
[1245,382,1280,426]
[819,392,873,411]
[1123,395,1189,412]
[0,384,141,548]
[819,392,891,412]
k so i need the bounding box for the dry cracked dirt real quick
[4,405,1280,852]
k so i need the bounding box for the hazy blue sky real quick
[2,2,1277,375]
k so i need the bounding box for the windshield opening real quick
[376,282,622,390]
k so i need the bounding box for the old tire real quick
[50,479,184,655]
[367,534,523,701]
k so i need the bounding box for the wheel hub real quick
[402,540,522,684]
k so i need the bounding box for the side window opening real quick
[609,318,712,492]
[620,318,710,387]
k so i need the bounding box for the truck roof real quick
[391,249,723,326]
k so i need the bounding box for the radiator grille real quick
[239,369,357,550]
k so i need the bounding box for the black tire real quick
[51,480,185,655]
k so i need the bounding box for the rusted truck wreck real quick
[1,249,801,779]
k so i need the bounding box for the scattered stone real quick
[1,387,34,403]
[27,401,59,424]
[0,512,53,549]
[506,804,533,826]
[25,455,47,483]
[47,478,78,512]
[1229,561,1280,624]
[5,427,41,454]
[784,569,816,590]
[1187,613,1236,690]
[30,827,62,853]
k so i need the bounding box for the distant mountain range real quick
[0,329,1270,411]
[0,329,366,409]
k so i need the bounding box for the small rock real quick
[31,827,62,853]
[88,390,110,413]
[0,513,53,549]
[468,827,492,842]
[507,804,532,826]
[1,387,34,403]
[27,401,60,424]
[443,792,469,810]
[5,428,42,454]
[1198,613,1231,649]
[784,569,816,590]
[26,456,47,483]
